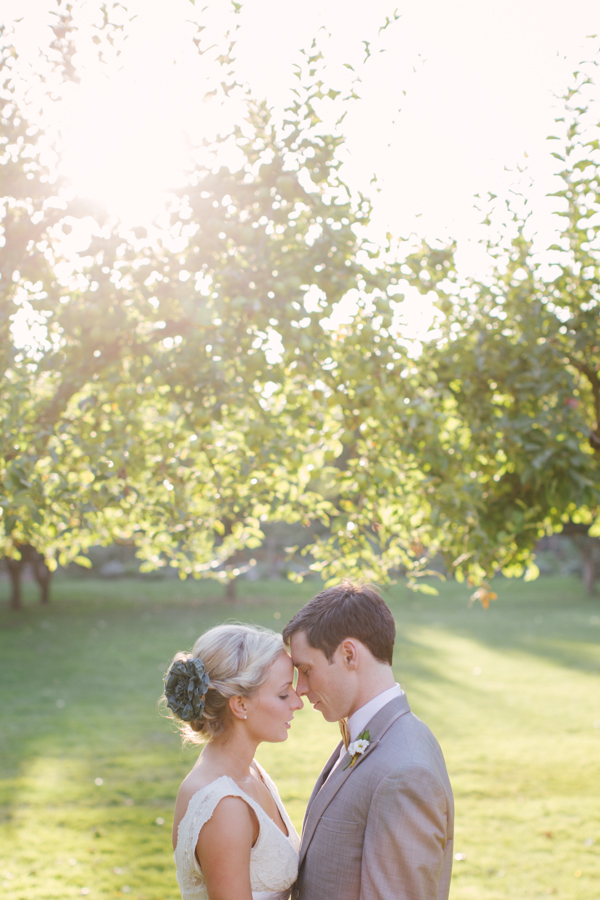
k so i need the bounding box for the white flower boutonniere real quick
[343,729,370,770]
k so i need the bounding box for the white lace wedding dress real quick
[174,761,300,900]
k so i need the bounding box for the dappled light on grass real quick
[1,575,599,899]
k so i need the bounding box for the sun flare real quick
[59,73,189,224]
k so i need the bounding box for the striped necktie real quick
[339,718,350,750]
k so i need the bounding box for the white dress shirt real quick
[347,683,404,743]
[326,684,404,781]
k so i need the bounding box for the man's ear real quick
[339,638,359,670]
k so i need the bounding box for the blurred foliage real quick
[407,61,600,591]
[1,4,600,599]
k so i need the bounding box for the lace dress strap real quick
[174,773,299,900]
[174,776,256,898]
[175,776,253,858]
[252,761,295,838]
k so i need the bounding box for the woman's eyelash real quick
[279,693,289,700]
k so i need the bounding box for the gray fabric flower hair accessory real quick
[164,657,210,722]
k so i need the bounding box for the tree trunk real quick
[582,555,597,595]
[572,534,600,595]
[224,578,237,604]
[6,557,23,611]
[32,556,52,605]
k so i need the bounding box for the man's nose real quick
[296,672,308,696]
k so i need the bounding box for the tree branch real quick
[566,353,600,451]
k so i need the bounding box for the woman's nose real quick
[292,689,304,710]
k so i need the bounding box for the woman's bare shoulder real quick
[172,766,256,850]
[174,766,232,821]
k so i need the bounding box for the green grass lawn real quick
[1,574,599,900]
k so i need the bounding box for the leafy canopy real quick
[2,5,599,602]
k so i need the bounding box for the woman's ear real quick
[228,695,249,720]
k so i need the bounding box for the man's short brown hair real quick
[282,580,395,664]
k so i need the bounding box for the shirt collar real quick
[347,684,404,743]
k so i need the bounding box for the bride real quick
[164,623,304,900]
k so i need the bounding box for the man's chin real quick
[311,701,340,722]
[318,709,339,723]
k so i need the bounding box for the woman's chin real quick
[259,729,289,744]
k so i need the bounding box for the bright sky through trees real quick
[5,0,600,254]
[3,0,600,591]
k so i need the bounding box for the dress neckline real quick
[177,766,292,854]
[217,770,290,840]
[250,762,290,838]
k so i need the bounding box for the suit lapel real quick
[304,742,343,821]
[299,694,412,866]
[299,739,380,865]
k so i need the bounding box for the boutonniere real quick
[343,729,370,770]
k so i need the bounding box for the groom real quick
[283,581,454,900]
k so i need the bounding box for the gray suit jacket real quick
[294,695,453,900]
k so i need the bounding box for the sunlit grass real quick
[1,575,599,899]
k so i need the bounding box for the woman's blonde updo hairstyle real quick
[166,623,285,744]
